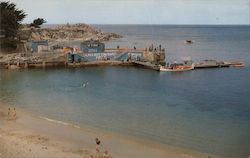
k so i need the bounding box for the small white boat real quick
[160,63,194,72]
[227,61,245,67]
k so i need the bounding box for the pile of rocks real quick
[19,23,122,42]
[0,53,49,63]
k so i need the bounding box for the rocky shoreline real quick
[19,23,122,42]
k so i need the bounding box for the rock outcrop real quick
[19,23,122,42]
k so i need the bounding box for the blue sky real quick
[10,0,250,25]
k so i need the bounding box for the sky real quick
[8,0,250,25]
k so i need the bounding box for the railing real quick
[105,48,147,52]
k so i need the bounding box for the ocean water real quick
[1,25,250,158]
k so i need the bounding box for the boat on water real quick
[160,63,194,72]
[226,61,245,67]
[184,40,194,44]
[232,64,245,67]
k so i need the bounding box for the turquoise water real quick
[1,25,250,158]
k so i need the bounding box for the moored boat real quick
[227,61,245,67]
[160,63,194,72]
[184,40,194,44]
[232,64,245,67]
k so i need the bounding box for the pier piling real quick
[42,61,46,68]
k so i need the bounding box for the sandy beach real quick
[0,102,218,158]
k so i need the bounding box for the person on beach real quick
[13,108,16,119]
[95,138,102,152]
[7,107,17,119]
[7,108,11,116]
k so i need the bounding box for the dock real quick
[194,60,230,69]
[0,40,244,71]
[132,61,160,70]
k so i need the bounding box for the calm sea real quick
[1,25,250,158]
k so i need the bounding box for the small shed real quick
[80,40,105,53]
[30,40,49,53]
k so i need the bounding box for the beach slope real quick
[0,103,217,158]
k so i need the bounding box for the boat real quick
[232,64,245,67]
[227,61,245,67]
[160,63,194,72]
[184,40,194,44]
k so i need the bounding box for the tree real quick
[30,18,46,28]
[0,1,26,38]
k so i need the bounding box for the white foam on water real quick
[39,116,81,129]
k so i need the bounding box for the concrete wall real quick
[68,52,143,63]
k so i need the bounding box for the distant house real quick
[30,40,49,53]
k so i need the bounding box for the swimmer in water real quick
[82,83,86,87]
[82,81,90,88]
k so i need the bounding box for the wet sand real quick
[0,102,218,158]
